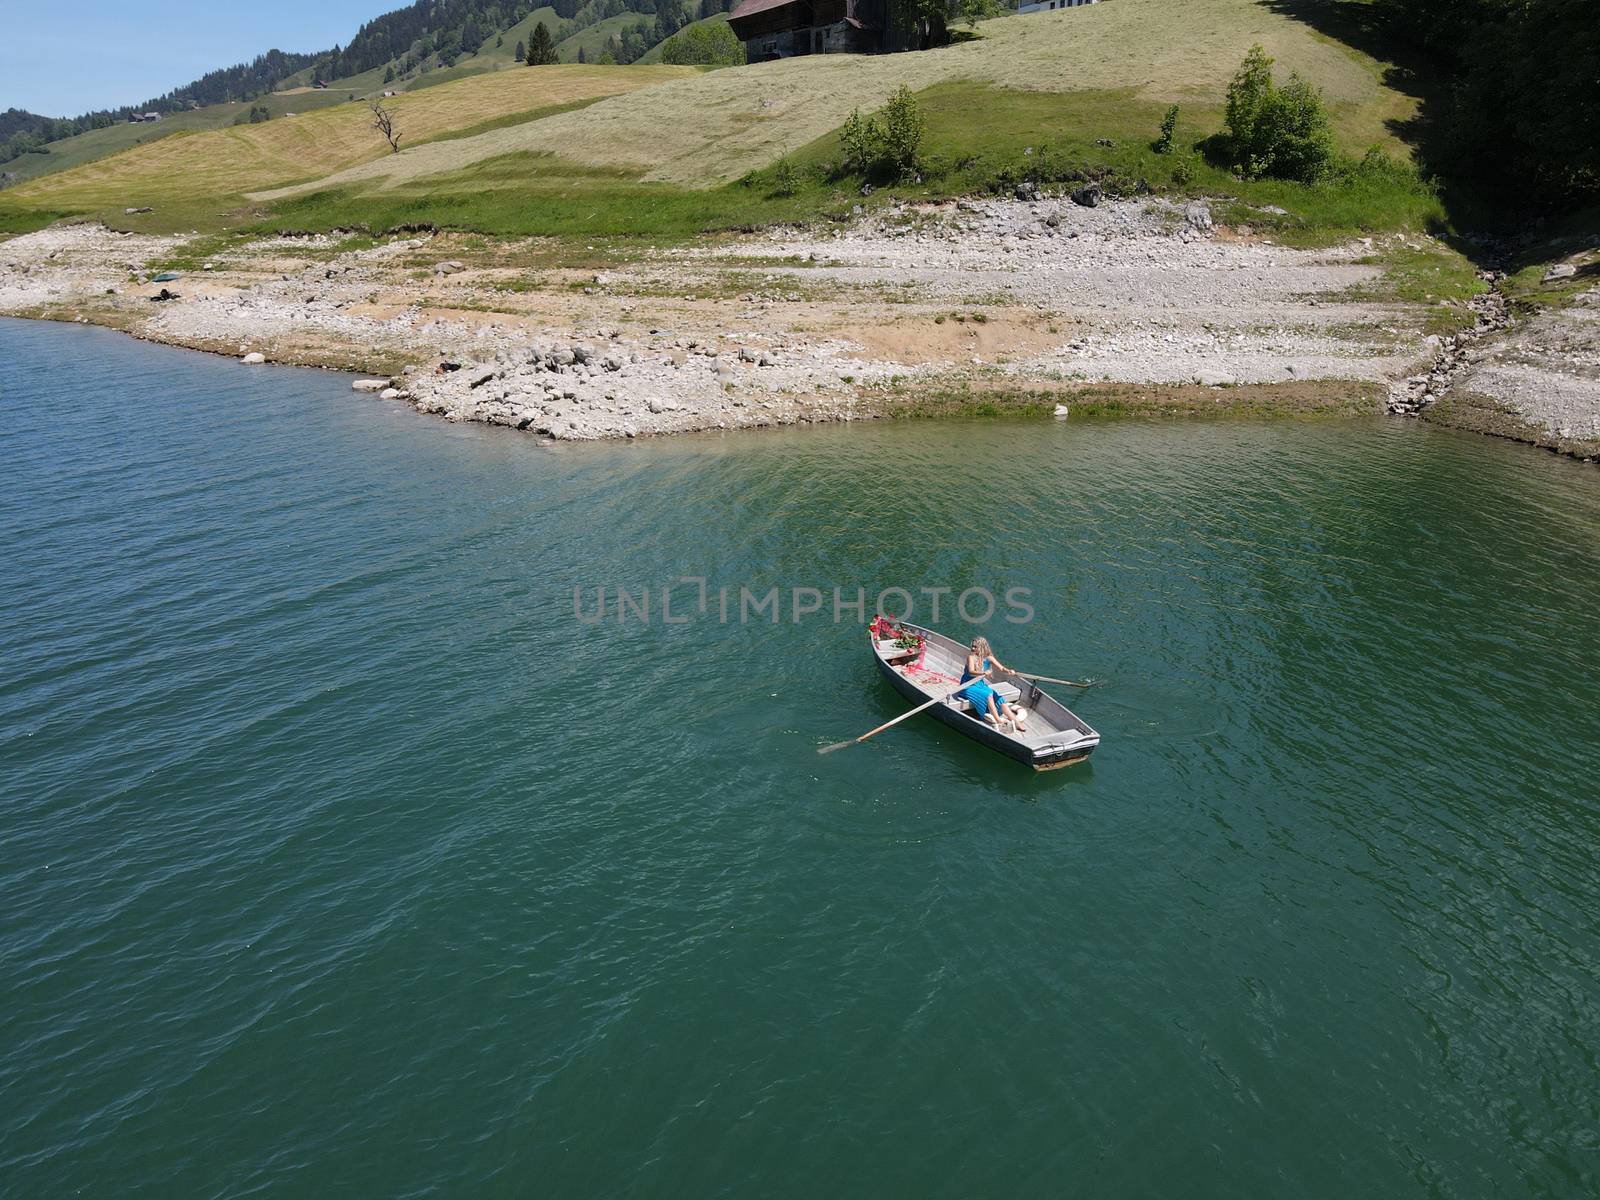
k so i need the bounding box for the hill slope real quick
[259,0,1411,197]
[3,66,689,213]
[0,89,366,191]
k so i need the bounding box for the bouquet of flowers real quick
[871,615,924,654]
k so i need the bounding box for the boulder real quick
[380,388,401,400]
[1195,369,1234,387]
[432,260,466,276]
[1015,181,1039,202]
[1183,201,1213,233]
[1071,184,1103,208]
[241,352,266,364]
[352,379,389,392]
[1544,263,1578,282]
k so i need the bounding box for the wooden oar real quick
[818,675,977,755]
[1014,671,1101,689]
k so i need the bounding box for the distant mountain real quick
[318,1,552,80]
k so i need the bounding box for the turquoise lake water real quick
[3,316,1599,1196]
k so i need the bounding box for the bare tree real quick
[367,99,401,154]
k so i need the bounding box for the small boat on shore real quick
[870,620,1100,770]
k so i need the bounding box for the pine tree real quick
[514,40,526,62]
[527,21,557,65]
[577,46,587,63]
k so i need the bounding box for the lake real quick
[3,317,1599,1197]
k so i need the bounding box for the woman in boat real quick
[960,636,1028,733]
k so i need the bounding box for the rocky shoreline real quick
[2,198,1593,457]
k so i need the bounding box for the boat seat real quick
[952,681,1022,712]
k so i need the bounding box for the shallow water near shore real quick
[4,317,1600,1197]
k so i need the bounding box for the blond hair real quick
[970,636,992,660]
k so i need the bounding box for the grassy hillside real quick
[556,15,652,63]
[258,0,1412,198]
[1,66,689,220]
[0,89,359,190]
[635,13,731,64]
[2,0,1433,243]
[247,77,1440,246]
[0,7,568,193]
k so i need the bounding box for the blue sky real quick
[2,0,388,116]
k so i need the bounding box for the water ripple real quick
[3,319,1600,1198]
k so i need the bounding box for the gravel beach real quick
[5,196,1581,451]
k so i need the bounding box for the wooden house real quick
[728,0,901,60]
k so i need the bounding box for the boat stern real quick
[1029,730,1099,771]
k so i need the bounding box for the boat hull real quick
[870,625,1098,771]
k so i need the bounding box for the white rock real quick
[241,352,266,364]
[380,388,401,399]
[352,379,389,392]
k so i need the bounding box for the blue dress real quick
[959,657,999,718]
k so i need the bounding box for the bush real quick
[1155,104,1179,155]
[879,86,925,179]
[1224,45,1335,182]
[659,20,746,66]
[772,158,800,196]
[958,0,1006,29]
[836,87,925,181]
[839,109,875,176]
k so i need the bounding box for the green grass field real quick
[249,82,1443,248]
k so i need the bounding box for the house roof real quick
[729,0,805,22]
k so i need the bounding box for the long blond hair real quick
[970,636,992,661]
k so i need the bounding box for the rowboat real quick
[870,621,1100,770]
